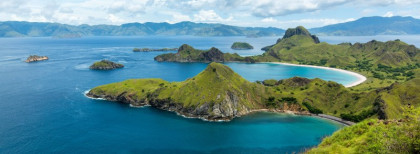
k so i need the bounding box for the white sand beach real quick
[266,62,367,87]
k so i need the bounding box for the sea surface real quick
[0,35,417,153]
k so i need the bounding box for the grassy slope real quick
[90,63,270,110]
[89,78,168,101]
[308,107,420,154]
[250,27,419,93]
[156,63,270,108]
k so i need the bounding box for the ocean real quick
[1,35,417,153]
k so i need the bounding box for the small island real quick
[133,48,178,52]
[25,55,48,63]
[231,42,254,50]
[89,60,124,70]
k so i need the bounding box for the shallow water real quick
[0,35,412,153]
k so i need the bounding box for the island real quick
[89,60,124,70]
[133,48,178,52]
[154,44,256,63]
[25,55,48,63]
[231,42,253,50]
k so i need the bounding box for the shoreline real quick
[248,109,353,126]
[84,91,353,126]
[265,62,367,88]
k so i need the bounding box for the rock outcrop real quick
[283,26,320,44]
[25,55,48,63]
[89,60,124,70]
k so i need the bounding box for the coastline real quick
[248,109,354,126]
[84,91,353,126]
[265,62,367,88]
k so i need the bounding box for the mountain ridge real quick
[0,21,284,37]
[310,16,420,36]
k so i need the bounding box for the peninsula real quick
[89,60,124,70]
[25,55,48,63]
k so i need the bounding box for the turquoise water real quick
[1,35,407,153]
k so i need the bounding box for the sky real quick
[1,0,419,28]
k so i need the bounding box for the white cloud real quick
[170,13,191,23]
[383,11,394,17]
[273,18,356,29]
[0,0,419,27]
[261,17,277,22]
[193,10,232,22]
[250,0,350,17]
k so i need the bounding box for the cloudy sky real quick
[1,0,419,28]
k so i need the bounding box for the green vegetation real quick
[154,44,250,62]
[308,107,420,153]
[231,42,253,50]
[88,63,272,120]
[89,60,124,70]
[89,62,420,122]
[155,26,419,92]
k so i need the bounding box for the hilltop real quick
[310,16,420,36]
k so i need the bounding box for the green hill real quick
[88,62,272,121]
[308,107,420,153]
[155,26,420,91]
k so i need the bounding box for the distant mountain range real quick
[1,16,420,37]
[0,21,284,37]
[310,16,420,36]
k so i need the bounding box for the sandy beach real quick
[266,62,367,87]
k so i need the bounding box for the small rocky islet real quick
[89,60,124,70]
[25,55,48,63]
[231,42,254,50]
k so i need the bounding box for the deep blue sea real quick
[1,35,418,153]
